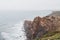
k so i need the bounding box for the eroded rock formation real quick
[24,16,60,40]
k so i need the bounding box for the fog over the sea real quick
[0,0,60,11]
[0,0,60,40]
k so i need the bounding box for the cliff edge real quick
[24,11,60,40]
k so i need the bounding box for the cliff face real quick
[24,16,60,40]
[24,20,32,40]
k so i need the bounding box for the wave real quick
[1,21,27,40]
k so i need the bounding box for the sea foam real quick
[1,21,27,40]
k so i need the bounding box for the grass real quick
[35,31,60,40]
[41,33,60,40]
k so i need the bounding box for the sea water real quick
[1,21,27,40]
[0,11,52,40]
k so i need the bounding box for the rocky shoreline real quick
[24,11,60,40]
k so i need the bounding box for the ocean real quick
[0,11,52,40]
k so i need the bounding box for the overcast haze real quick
[0,0,58,40]
[0,0,60,11]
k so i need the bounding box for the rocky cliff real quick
[24,11,60,40]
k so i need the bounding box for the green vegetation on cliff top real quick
[35,31,60,40]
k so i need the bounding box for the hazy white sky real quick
[0,0,60,11]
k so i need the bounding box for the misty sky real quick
[0,0,60,11]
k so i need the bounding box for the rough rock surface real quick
[24,20,33,40]
[24,16,60,40]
